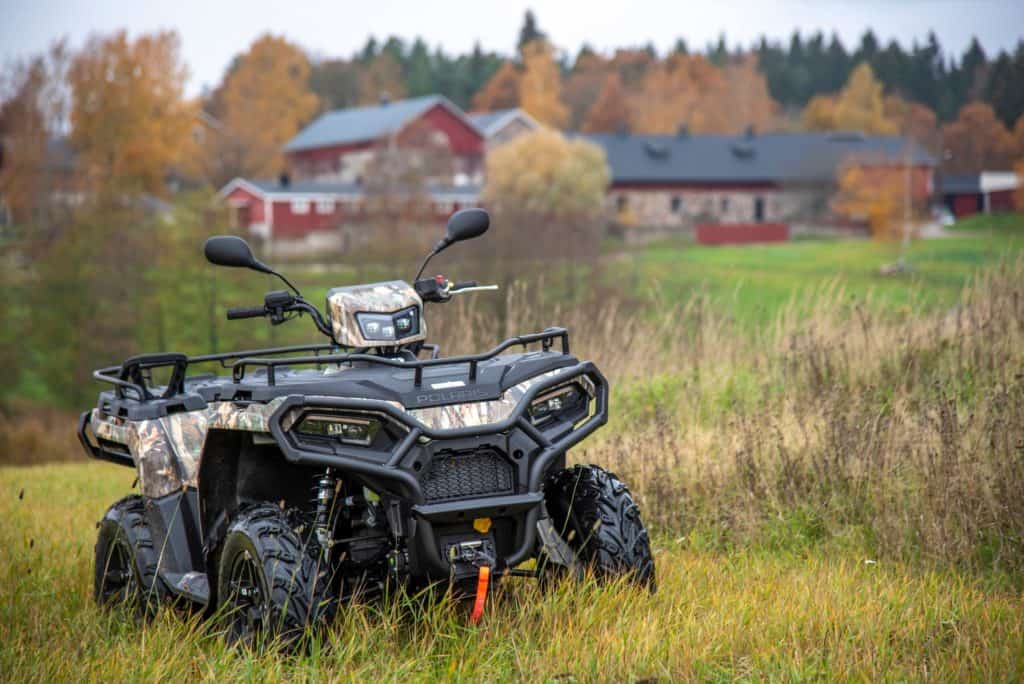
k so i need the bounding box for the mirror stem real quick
[271,270,302,297]
[414,239,449,281]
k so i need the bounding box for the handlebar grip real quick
[226,306,266,320]
[453,281,477,290]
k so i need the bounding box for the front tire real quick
[216,504,333,646]
[544,464,656,591]
[94,495,167,617]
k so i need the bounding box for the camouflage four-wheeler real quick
[80,209,654,641]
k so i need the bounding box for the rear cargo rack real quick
[91,328,570,400]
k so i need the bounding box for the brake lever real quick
[449,284,499,295]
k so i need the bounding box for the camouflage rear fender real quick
[90,397,286,499]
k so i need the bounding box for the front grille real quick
[422,448,514,503]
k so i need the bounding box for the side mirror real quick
[445,208,490,245]
[204,236,271,273]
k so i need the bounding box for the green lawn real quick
[616,215,1024,325]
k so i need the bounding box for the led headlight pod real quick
[528,384,586,425]
[356,306,419,342]
[296,414,380,446]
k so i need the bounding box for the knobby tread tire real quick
[94,494,168,616]
[544,464,656,591]
[217,503,334,645]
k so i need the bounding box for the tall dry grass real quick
[431,258,1024,574]
[4,258,1022,573]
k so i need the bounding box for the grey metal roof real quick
[285,95,475,152]
[467,109,519,135]
[238,178,480,200]
[582,132,936,185]
[937,175,981,194]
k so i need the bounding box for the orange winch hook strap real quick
[469,566,490,624]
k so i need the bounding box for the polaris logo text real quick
[414,388,489,405]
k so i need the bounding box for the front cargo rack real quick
[91,328,570,401]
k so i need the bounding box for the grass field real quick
[2,216,1024,680]
[2,463,1022,681]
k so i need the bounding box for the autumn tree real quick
[801,62,898,135]
[518,40,568,128]
[628,54,722,134]
[470,61,521,111]
[563,51,612,129]
[209,34,319,181]
[483,129,608,258]
[884,95,939,150]
[357,51,407,105]
[941,102,1014,172]
[0,41,70,227]
[581,72,629,133]
[833,161,909,240]
[699,54,779,134]
[69,30,194,196]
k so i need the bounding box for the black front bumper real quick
[268,362,608,575]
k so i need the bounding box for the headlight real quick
[356,306,419,342]
[528,384,587,425]
[296,414,380,446]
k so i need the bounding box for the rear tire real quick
[544,464,656,591]
[94,495,167,617]
[216,503,333,647]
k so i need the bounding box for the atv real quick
[79,208,654,641]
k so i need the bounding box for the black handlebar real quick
[226,306,266,320]
[453,281,477,290]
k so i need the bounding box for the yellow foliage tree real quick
[518,40,568,128]
[471,61,521,111]
[483,128,608,221]
[214,34,319,180]
[69,30,194,196]
[802,95,838,130]
[883,95,939,149]
[833,63,898,134]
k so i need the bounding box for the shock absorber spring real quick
[312,468,337,556]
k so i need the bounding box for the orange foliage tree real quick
[833,161,909,240]
[0,42,70,225]
[700,54,779,134]
[212,34,319,180]
[518,40,568,128]
[581,72,629,133]
[470,61,521,111]
[563,52,612,130]
[69,30,194,196]
[628,54,721,134]
[942,102,1015,173]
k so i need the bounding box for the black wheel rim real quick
[99,535,137,606]
[226,550,266,643]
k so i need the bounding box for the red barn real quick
[284,95,485,185]
[221,95,486,246]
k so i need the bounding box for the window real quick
[754,196,765,223]
[720,196,730,213]
[316,199,334,214]
[670,195,682,213]
[291,199,310,214]
[616,195,629,212]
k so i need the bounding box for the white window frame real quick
[315,199,334,214]
[291,199,310,214]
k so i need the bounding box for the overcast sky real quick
[3,0,1022,97]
